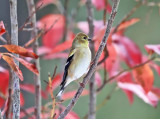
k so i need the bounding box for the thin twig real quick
[19,3,42,31]
[96,86,117,111]
[98,1,142,66]
[9,0,20,118]
[26,0,41,119]
[113,1,142,33]
[57,0,120,118]
[97,56,156,92]
[24,17,60,48]
[86,0,96,119]
[62,0,69,42]
[21,108,34,119]
[68,2,81,31]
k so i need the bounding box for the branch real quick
[86,0,96,119]
[96,56,156,92]
[26,0,41,118]
[19,3,42,31]
[57,0,120,118]
[9,0,20,118]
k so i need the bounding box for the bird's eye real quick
[83,36,87,39]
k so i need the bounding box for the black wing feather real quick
[60,54,74,89]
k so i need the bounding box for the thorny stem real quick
[9,0,20,118]
[26,0,41,119]
[86,0,96,119]
[97,56,156,92]
[57,0,120,118]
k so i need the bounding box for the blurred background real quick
[0,0,160,119]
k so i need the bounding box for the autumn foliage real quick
[0,0,160,118]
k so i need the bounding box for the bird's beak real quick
[88,38,92,42]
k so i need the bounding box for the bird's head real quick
[72,32,91,48]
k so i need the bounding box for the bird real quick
[56,32,91,98]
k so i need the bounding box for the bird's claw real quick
[79,82,85,88]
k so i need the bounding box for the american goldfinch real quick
[57,32,91,98]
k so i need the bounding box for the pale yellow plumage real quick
[57,32,91,98]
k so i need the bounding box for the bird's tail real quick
[56,86,65,99]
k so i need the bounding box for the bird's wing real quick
[60,49,76,88]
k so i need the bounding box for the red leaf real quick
[21,84,47,99]
[117,18,140,31]
[118,72,134,104]
[20,92,25,106]
[0,21,6,36]
[143,55,160,76]
[48,37,73,55]
[112,34,142,67]
[0,67,9,108]
[95,72,102,88]
[0,45,38,59]
[62,90,89,100]
[145,44,160,55]
[132,64,154,93]
[104,44,119,77]
[118,82,159,107]
[2,54,23,81]
[37,14,65,48]
[44,52,68,59]
[14,57,39,75]
[77,20,104,35]
[92,0,111,13]
[152,87,160,99]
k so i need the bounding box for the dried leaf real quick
[0,45,38,59]
[37,14,65,48]
[2,54,23,81]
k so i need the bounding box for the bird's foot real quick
[79,82,85,88]
[90,60,94,66]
